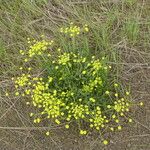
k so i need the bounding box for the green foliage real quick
[125,0,137,6]
[0,39,6,58]
[123,19,139,44]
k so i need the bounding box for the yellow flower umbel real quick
[58,53,70,65]
[114,98,130,113]
[89,107,107,130]
[60,23,89,37]
[20,37,54,63]
[69,104,89,120]
[15,74,30,87]
[27,38,53,58]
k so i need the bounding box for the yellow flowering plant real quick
[11,23,143,145]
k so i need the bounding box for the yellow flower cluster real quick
[89,107,107,130]
[114,98,130,113]
[28,39,53,57]
[60,23,89,37]
[91,59,102,75]
[19,38,53,62]
[31,79,65,119]
[15,74,30,87]
[82,77,102,93]
[69,104,89,120]
[58,52,70,65]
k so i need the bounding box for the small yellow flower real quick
[61,112,64,116]
[126,108,129,112]
[55,119,60,124]
[60,28,63,33]
[41,34,45,38]
[79,98,82,102]
[89,98,96,103]
[103,140,108,145]
[82,58,86,63]
[120,112,124,116]
[65,124,69,129]
[101,124,105,128]
[30,113,34,117]
[115,119,119,123]
[48,77,53,82]
[139,102,144,106]
[112,114,116,119]
[118,125,122,130]
[83,130,87,134]
[107,105,111,109]
[126,91,130,95]
[82,70,86,75]
[22,93,25,97]
[96,126,100,130]
[114,83,118,87]
[24,58,28,62]
[15,85,18,88]
[129,118,133,123]
[36,118,40,123]
[28,82,31,85]
[15,92,19,96]
[19,50,23,53]
[90,124,93,128]
[28,67,32,71]
[115,93,118,97]
[66,106,69,109]
[57,48,61,52]
[66,118,70,121]
[105,91,110,95]
[26,102,30,105]
[55,66,59,70]
[5,92,9,96]
[80,130,84,135]
[46,131,50,136]
[110,127,114,131]
[84,27,89,32]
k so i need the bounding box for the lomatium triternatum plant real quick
[9,23,143,145]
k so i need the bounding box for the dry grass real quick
[0,0,150,149]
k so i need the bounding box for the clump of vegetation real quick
[11,23,143,145]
